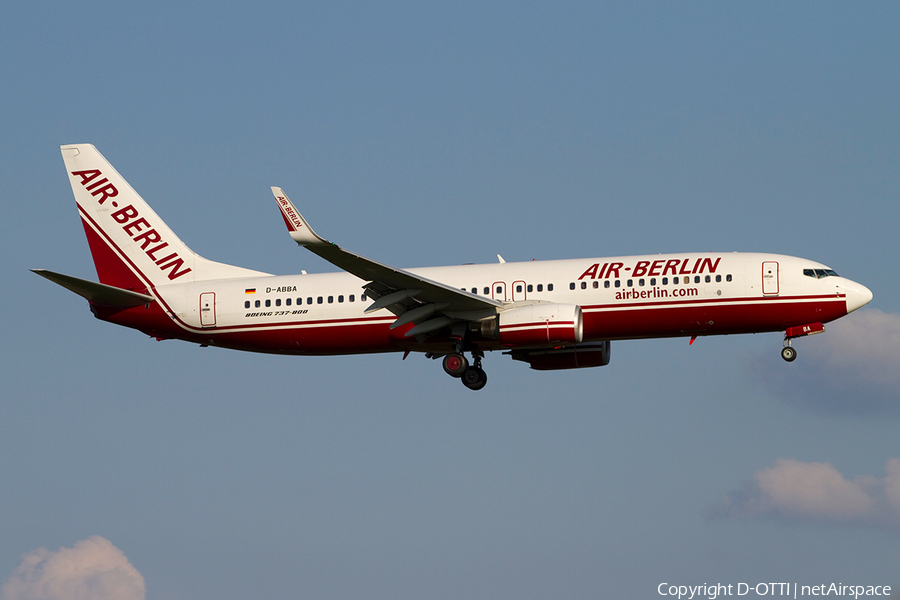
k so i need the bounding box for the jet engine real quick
[480,302,583,347]
[508,341,611,370]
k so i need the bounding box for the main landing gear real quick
[441,347,488,391]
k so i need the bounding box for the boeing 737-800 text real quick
[34,144,873,390]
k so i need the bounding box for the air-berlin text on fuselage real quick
[71,169,191,281]
[578,257,721,280]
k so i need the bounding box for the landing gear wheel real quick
[442,353,469,378]
[781,346,797,362]
[461,367,488,391]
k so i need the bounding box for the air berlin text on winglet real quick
[71,169,192,281]
[277,195,303,231]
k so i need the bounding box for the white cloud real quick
[1,536,145,600]
[752,309,900,415]
[718,458,900,529]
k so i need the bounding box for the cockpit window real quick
[803,268,839,279]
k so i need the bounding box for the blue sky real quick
[2,2,899,599]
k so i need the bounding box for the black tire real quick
[781,346,797,362]
[443,353,468,377]
[461,367,487,391]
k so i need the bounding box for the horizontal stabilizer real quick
[32,269,155,307]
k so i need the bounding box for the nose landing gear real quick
[781,322,825,362]
[781,344,797,362]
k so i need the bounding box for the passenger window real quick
[639,279,645,287]
[275,298,281,307]
[255,300,260,308]
[581,282,587,290]
[527,284,533,292]
[548,284,554,291]
[471,288,477,294]
[570,282,576,290]
[615,280,621,288]
[516,285,523,293]
[715,275,721,283]
[537,284,543,292]
[328,296,334,303]
[705,275,711,283]
[674,277,679,284]
[650,278,656,286]
[338,295,344,303]
[627,279,633,287]
[317,297,323,304]
[286,298,291,306]
[604,281,610,288]
[484,287,490,295]
[361,294,367,301]
[726,274,732,282]
[307,297,313,305]
[593,281,599,289]
[694,276,700,284]
[349,295,355,302]
[265,299,271,307]
[496,286,503,294]
[244,301,250,309]
[662,277,668,285]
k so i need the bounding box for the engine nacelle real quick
[492,303,584,347]
[509,341,611,370]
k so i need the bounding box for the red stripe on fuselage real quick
[582,296,846,339]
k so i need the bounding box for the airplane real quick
[34,144,873,390]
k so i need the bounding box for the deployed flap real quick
[271,188,502,325]
[32,269,155,307]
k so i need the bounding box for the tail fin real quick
[61,144,267,292]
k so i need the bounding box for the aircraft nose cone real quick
[844,280,873,314]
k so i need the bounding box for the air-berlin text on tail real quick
[579,257,721,280]
[71,169,191,281]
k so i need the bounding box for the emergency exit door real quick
[200,292,217,327]
[762,262,779,296]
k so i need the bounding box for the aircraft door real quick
[492,281,507,302]
[200,292,217,327]
[762,262,779,296]
[512,280,527,302]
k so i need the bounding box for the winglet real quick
[271,187,327,246]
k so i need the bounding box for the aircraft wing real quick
[272,188,502,337]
